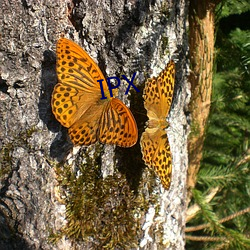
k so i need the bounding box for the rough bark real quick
[0,0,189,249]
[187,0,220,203]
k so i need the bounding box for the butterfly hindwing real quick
[141,128,172,190]
[67,100,107,145]
[98,98,138,147]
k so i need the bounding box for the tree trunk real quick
[0,0,189,249]
[187,0,220,203]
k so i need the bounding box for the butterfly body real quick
[52,38,138,147]
[140,61,175,190]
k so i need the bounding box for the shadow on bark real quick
[39,49,73,161]
[116,82,147,191]
[0,210,32,250]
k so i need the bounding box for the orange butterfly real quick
[52,38,138,147]
[140,61,175,189]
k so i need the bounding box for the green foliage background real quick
[187,1,250,249]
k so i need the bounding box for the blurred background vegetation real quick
[186,0,250,249]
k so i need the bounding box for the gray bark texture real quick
[0,0,189,249]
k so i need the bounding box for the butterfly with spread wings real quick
[51,38,138,147]
[140,61,175,189]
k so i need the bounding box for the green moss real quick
[25,126,38,138]
[160,1,170,17]
[51,151,156,248]
[0,144,13,178]
[161,35,169,57]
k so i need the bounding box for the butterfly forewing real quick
[56,38,108,93]
[157,60,175,117]
[52,83,79,127]
[143,60,175,120]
